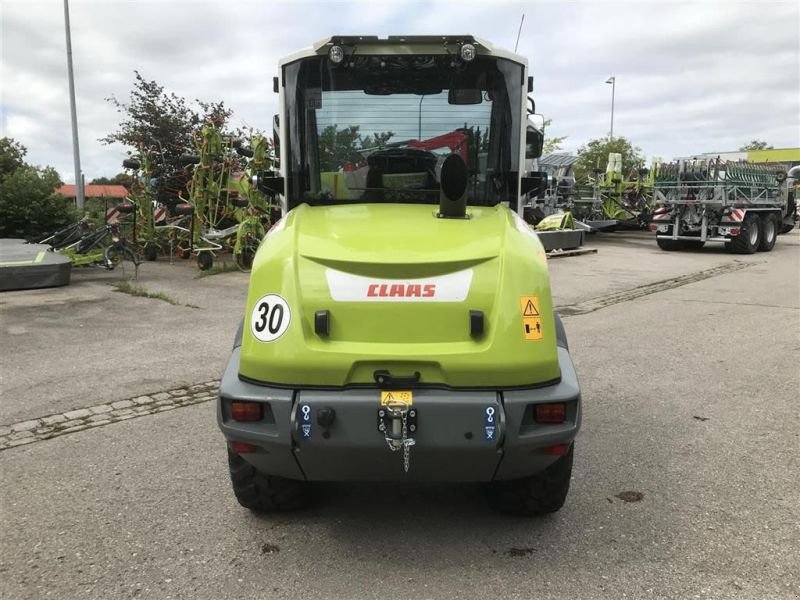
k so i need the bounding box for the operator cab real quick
[270,36,543,212]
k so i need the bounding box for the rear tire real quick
[656,236,684,251]
[486,444,574,516]
[728,213,761,254]
[758,213,777,252]
[227,449,309,512]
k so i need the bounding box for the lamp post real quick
[605,76,616,141]
[64,0,85,211]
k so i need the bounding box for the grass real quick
[194,261,240,279]
[112,281,198,308]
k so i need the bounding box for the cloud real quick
[1,0,798,182]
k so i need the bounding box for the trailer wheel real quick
[227,449,309,511]
[486,444,573,516]
[758,213,777,252]
[197,252,213,270]
[656,237,684,251]
[144,244,159,261]
[728,213,760,254]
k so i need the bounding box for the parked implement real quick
[651,158,794,252]
[217,36,581,515]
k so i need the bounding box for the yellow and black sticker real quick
[519,296,543,341]
[380,390,413,407]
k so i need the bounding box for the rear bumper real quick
[217,347,581,482]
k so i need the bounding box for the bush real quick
[0,165,77,241]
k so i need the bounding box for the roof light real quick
[460,43,476,62]
[329,45,345,64]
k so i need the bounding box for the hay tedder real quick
[650,158,795,253]
[176,127,277,270]
[569,153,652,232]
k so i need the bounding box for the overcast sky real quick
[1,0,798,183]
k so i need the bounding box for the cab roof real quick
[279,35,528,68]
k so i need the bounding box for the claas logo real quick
[367,283,436,298]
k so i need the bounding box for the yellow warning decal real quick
[380,390,413,407]
[519,296,543,340]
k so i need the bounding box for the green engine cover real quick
[238,203,561,388]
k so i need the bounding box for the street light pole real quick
[63,0,85,212]
[605,76,616,141]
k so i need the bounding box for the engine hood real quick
[238,203,560,388]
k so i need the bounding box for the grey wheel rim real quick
[749,223,758,245]
[764,219,775,244]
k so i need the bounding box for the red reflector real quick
[730,228,740,236]
[534,403,566,424]
[230,441,257,454]
[649,224,657,232]
[543,443,570,456]
[231,401,262,422]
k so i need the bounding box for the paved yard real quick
[1,231,798,599]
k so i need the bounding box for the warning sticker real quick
[380,390,413,407]
[522,317,543,340]
[519,296,543,341]
[520,296,541,317]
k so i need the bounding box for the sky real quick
[1,0,799,183]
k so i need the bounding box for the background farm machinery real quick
[111,127,277,271]
[650,158,796,252]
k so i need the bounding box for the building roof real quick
[56,184,129,199]
[539,153,580,167]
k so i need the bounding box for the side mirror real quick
[521,172,548,199]
[525,127,544,160]
[448,88,482,105]
[272,114,281,168]
[256,172,285,197]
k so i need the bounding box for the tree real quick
[739,140,774,151]
[0,137,27,184]
[542,119,567,155]
[90,172,134,188]
[574,136,644,180]
[101,71,232,204]
[0,138,75,240]
[318,125,394,171]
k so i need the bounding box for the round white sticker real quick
[250,294,291,342]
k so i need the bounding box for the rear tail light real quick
[230,441,257,454]
[534,403,566,424]
[231,401,263,422]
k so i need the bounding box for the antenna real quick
[514,13,525,52]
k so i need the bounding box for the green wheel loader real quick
[217,36,582,516]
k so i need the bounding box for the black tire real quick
[144,244,159,261]
[656,236,685,251]
[227,449,309,511]
[234,244,257,272]
[554,314,569,351]
[758,213,777,252]
[197,252,213,270]
[728,213,760,254]
[486,444,574,516]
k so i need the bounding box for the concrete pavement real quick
[1,232,798,599]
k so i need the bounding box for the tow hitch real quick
[377,403,417,473]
